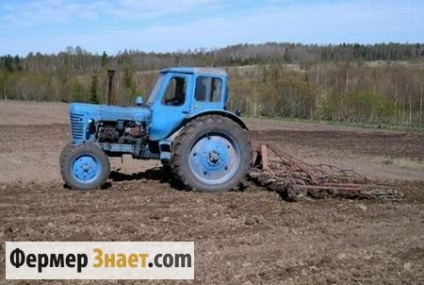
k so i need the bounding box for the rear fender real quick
[167,110,248,142]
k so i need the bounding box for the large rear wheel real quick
[60,143,110,190]
[171,115,252,192]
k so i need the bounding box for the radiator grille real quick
[70,113,84,141]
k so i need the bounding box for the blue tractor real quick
[60,67,252,192]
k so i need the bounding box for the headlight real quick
[87,119,96,134]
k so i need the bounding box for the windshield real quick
[147,74,165,105]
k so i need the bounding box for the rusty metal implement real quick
[249,144,400,201]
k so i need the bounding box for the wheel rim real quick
[71,154,101,184]
[188,133,241,185]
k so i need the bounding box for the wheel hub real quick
[189,134,240,184]
[208,151,220,164]
[72,155,99,182]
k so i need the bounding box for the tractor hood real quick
[69,103,151,144]
[69,102,151,123]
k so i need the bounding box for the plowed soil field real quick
[1,101,423,284]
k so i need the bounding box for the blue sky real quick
[0,0,423,56]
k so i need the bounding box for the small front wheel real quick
[60,143,110,190]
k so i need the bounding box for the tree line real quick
[1,43,423,127]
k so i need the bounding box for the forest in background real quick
[1,42,424,127]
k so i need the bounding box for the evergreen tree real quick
[101,51,108,67]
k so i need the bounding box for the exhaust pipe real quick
[107,69,115,105]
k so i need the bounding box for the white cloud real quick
[108,0,223,19]
[0,0,224,28]
[1,0,108,27]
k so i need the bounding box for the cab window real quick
[162,77,186,106]
[195,76,222,102]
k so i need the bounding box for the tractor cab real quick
[147,67,229,141]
